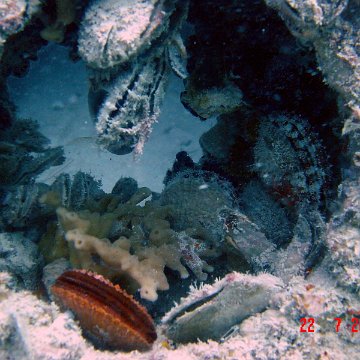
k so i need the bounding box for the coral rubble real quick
[161,270,360,357]
[0,272,87,360]
[326,177,360,293]
[2,269,359,359]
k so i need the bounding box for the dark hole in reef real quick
[123,121,134,129]
[185,0,343,222]
[91,253,102,265]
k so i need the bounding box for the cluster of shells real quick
[0,0,360,357]
[78,0,189,155]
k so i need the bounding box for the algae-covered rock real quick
[42,258,70,299]
[265,0,360,113]
[160,170,236,244]
[239,181,293,246]
[181,79,243,119]
[0,232,43,290]
[0,0,41,60]
[0,119,64,186]
[326,178,360,293]
[111,177,138,202]
[0,182,50,230]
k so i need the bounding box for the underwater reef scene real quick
[0,0,360,358]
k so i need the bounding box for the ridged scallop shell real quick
[51,269,157,351]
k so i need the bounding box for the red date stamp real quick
[299,317,360,333]
[299,317,315,332]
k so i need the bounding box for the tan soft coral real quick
[52,187,216,301]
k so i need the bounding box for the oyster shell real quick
[94,50,170,155]
[162,272,283,344]
[78,0,189,155]
[78,0,178,70]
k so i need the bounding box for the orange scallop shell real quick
[51,269,157,352]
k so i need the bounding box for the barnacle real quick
[51,269,157,351]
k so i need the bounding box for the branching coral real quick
[42,183,218,301]
[57,206,189,301]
